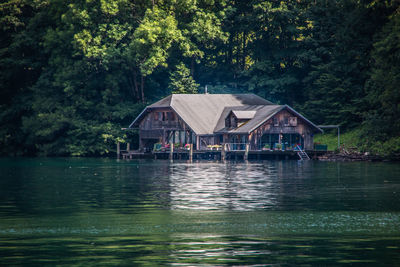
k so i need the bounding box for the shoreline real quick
[315,148,398,162]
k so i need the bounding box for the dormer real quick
[225,110,256,128]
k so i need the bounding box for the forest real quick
[0,0,399,157]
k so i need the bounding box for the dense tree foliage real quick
[169,62,199,94]
[0,0,399,156]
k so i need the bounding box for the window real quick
[273,118,279,126]
[284,117,289,126]
[225,118,231,128]
[231,117,237,128]
[289,117,297,126]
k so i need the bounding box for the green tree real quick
[0,0,50,155]
[14,0,145,156]
[242,0,311,105]
[1,0,399,157]
[169,63,199,94]
[301,0,393,128]
[127,6,182,102]
[0,0,227,156]
[364,7,400,141]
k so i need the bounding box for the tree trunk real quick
[228,33,233,64]
[191,56,195,77]
[236,33,240,69]
[133,69,140,101]
[127,75,136,99]
[140,74,145,103]
[242,32,247,70]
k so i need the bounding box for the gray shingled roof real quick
[148,95,172,108]
[214,105,282,133]
[214,105,267,132]
[129,94,322,135]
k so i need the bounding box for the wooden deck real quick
[120,149,328,160]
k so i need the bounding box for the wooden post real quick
[221,143,226,161]
[127,142,130,152]
[169,141,174,160]
[139,138,143,152]
[244,143,249,160]
[189,144,193,162]
[162,130,166,147]
[117,142,120,159]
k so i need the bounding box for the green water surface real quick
[0,158,399,266]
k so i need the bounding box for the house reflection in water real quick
[168,162,280,211]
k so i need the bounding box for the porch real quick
[117,141,326,160]
[223,133,307,152]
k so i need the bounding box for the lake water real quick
[0,158,399,266]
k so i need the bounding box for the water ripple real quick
[169,162,279,210]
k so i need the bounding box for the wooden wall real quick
[138,108,195,150]
[249,109,315,150]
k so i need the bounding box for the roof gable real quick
[215,105,282,133]
[148,95,172,108]
[215,105,322,134]
[214,105,267,132]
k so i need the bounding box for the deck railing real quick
[151,121,181,129]
[226,143,247,151]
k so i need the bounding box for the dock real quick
[120,149,328,160]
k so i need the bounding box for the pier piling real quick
[169,142,174,161]
[189,144,193,162]
[244,144,249,160]
[221,144,226,161]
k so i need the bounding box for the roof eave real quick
[247,106,285,133]
[128,107,150,128]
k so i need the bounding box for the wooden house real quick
[129,94,322,152]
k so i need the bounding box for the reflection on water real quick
[169,160,400,212]
[0,158,400,266]
[1,231,399,265]
[169,162,277,210]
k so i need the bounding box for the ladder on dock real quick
[295,145,310,160]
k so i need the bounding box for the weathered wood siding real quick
[249,109,314,150]
[138,108,196,150]
[139,108,182,131]
[225,112,237,128]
